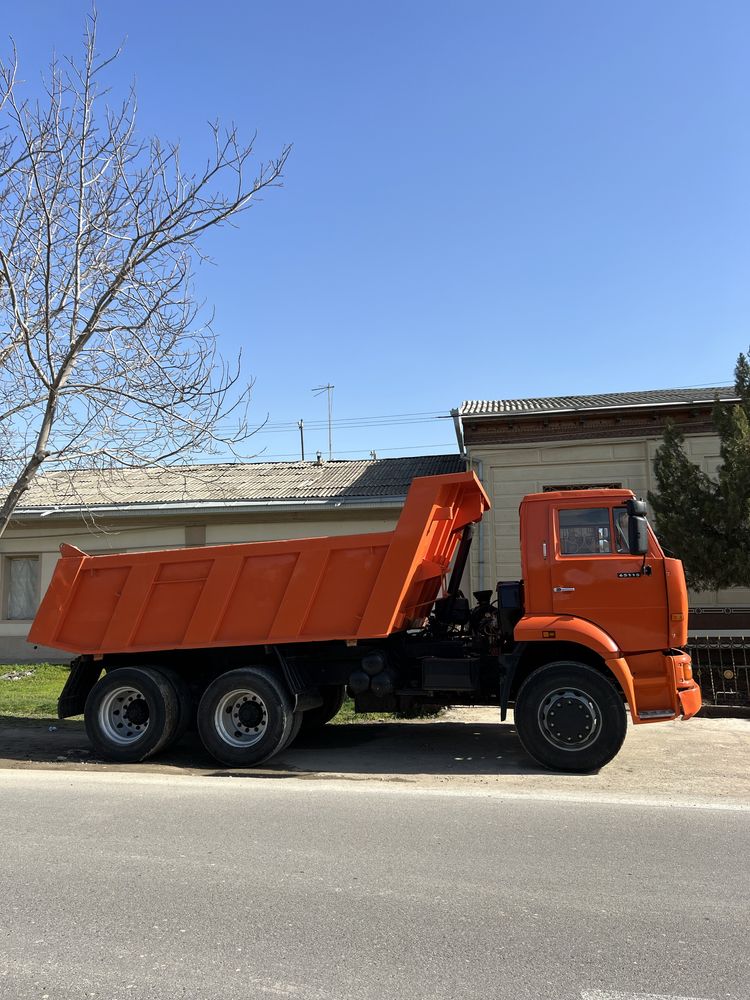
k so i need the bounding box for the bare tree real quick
[0,11,290,537]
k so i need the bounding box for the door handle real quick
[553,587,576,593]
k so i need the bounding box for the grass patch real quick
[0,663,70,719]
[331,697,393,724]
[0,670,446,725]
[331,697,445,724]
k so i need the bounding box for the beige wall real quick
[467,432,750,613]
[0,506,401,662]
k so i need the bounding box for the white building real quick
[457,385,748,637]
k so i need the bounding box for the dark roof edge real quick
[460,393,740,420]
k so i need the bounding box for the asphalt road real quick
[0,769,747,1000]
[2,712,749,809]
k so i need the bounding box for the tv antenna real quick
[312,383,334,460]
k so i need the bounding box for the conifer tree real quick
[649,352,750,590]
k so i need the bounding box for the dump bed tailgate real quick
[29,472,490,655]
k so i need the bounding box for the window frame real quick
[612,506,631,555]
[2,554,42,622]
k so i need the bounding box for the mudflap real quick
[499,643,526,721]
[271,647,324,712]
[57,659,103,718]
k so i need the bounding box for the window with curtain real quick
[6,557,40,620]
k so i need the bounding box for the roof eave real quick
[460,396,740,420]
[12,495,408,521]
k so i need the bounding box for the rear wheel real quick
[197,667,294,767]
[514,661,627,773]
[299,684,346,734]
[84,667,178,763]
[282,711,304,751]
[154,666,194,747]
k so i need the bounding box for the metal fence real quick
[687,636,750,708]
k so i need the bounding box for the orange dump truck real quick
[29,471,701,771]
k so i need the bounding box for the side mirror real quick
[625,498,649,556]
[626,498,647,517]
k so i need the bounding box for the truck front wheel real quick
[514,661,627,773]
[197,668,294,767]
[84,667,178,763]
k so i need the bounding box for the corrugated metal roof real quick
[459,386,737,417]
[17,454,465,511]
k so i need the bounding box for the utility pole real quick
[298,419,305,462]
[312,384,334,460]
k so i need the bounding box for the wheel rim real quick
[214,688,268,748]
[99,685,151,745]
[537,687,601,751]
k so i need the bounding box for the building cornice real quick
[462,401,723,446]
[11,496,407,522]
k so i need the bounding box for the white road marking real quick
[582,991,715,1000]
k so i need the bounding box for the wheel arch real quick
[508,641,635,715]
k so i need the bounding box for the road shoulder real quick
[0,708,748,807]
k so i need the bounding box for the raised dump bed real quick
[29,471,490,656]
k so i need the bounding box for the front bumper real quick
[627,650,702,723]
[677,680,702,720]
[668,650,702,719]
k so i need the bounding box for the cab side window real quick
[558,508,612,555]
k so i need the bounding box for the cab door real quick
[549,501,668,654]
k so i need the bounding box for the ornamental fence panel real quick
[687,636,750,708]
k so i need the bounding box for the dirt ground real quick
[0,707,748,806]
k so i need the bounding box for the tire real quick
[514,661,627,773]
[153,666,194,747]
[196,667,294,767]
[84,667,178,763]
[298,684,346,734]
[282,711,304,751]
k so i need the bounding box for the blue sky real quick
[5,2,749,461]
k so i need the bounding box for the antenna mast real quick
[312,384,334,460]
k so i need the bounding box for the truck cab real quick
[497,489,700,769]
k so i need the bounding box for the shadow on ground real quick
[0,716,554,777]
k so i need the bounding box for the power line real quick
[172,379,739,437]
[106,410,451,440]
[249,442,458,461]
[670,378,735,389]
[246,416,444,435]
[235,410,449,433]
